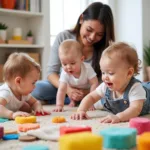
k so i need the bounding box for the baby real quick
[0,52,50,119]
[71,42,150,123]
[53,39,99,112]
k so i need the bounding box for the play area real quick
[0,105,150,150]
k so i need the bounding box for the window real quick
[49,0,108,46]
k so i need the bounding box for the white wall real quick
[115,0,143,80]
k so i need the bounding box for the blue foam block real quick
[100,127,137,149]
[23,145,49,150]
[0,118,9,123]
[2,134,19,140]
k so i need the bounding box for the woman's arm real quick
[47,73,60,88]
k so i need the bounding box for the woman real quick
[32,2,115,104]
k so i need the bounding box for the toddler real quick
[71,42,150,123]
[53,39,99,112]
[0,52,50,119]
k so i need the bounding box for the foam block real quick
[2,134,19,140]
[23,145,49,150]
[4,129,18,135]
[100,127,137,149]
[129,117,150,134]
[18,123,40,132]
[15,116,36,124]
[52,116,66,123]
[0,126,4,138]
[59,132,103,150]
[137,132,150,150]
[0,118,9,123]
[35,112,49,116]
[60,125,92,136]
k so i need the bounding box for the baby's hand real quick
[88,105,96,111]
[70,111,89,120]
[12,111,30,119]
[53,105,63,112]
[100,114,120,124]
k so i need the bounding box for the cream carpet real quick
[0,105,150,150]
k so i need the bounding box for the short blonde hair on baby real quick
[102,42,141,76]
[3,52,41,81]
[59,39,83,57]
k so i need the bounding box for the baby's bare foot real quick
[69,101,75,107]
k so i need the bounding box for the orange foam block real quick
[137,132,150,150]
[59,132,103,150]
[60,126,92,136]
[18,123,40,132]
[52,116,66,123]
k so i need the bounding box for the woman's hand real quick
[99,114,121,124]
[70,111,89,120]
[67,86,89,101]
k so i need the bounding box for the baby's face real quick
[60,51,83,77]
[19,68,40,95]
[100,55,133,93]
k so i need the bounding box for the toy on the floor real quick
[27,126,60,141]
[0,118,9,123]
[0,126,4,138]
[18,123,40,132]
[59,132,103,150]
[52,116,66,123]
[35,112,49,116]
[15,116,36,124]
[60,125,92,135]
[129,117,150,134]
[137,132,150,150]
[100,127,137,149]
[4,129,18,135]
[2,133,19,140]
[19,135,37,142]
[23,144,49,150]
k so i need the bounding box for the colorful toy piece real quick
[60,125,92,136]
[18,123,40,132]
[52,116,66,123]
[0,118,9,123]
[4,129,18,135]
[15,116,36,124]
[2,134,19,140]
[35,112,49,116]
[19,135,37,142]
[137,132,150,150]
[0,126,4,139]
[23,145,49,150]
[59,132,103,150]
[129,117,150,134]
[100,127,137,149]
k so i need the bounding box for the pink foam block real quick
[60,125,92,136]
[129,117,150,134]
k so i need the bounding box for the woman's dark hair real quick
[70,2,115,79]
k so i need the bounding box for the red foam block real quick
[60,126,92,136]
[35,112,49,116]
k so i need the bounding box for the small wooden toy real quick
[18,123,40,132]
[52,116,66,123]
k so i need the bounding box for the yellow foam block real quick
[15,116,36,124]
[52,116,66,123]
[59,132,103,150]
[137,132,150,150]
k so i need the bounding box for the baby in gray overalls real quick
[71,42,150,123]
